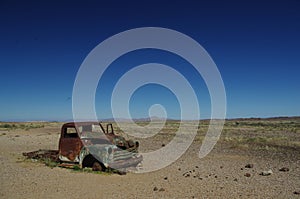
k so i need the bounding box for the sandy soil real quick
[0,119,300,198]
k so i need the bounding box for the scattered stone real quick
[220,166,223,169]
[215,175,218,178]
[245,164,254,168]
[294,191,300,195]
[244,173,251,177]
[241,168,244,170]
[195,166,199,168]
[159,188,165,192]
[279,167,289,172]
[193,169,195,172]
[234,178,238,182]
[15,135,20,137]
[183,172,190,177]
[199,177,203,180]
[260,169,273,176]
[178,168,181,171]
[164,177,168,180]
[161,144,165,147]
[153,186,158,191]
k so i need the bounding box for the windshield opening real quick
[78,124,105,139]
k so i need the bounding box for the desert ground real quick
[0,118,300,198]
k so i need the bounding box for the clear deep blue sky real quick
[0,0,299,121]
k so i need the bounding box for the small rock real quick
[164,177,168,180]
[245,164,254,168]
[215,175,218,178]
[178,168,181,171]
[244,173,251,177]
[183,172,190,177]
[241,168,244,170]
[260,169,273,176]
[220,166,223,169]
[294,191,300,195]
[279,167,289,172]
[153,186,158,191]
[234,178,238,182]
[159,188,165,192]
[161,144,165,147]
[195,166,199,168]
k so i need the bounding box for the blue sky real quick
[0,0,299,121]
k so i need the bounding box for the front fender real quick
[79,144,115,168]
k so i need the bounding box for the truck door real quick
[59,126,82,162]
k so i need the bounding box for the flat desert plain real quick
[0,118,300,198]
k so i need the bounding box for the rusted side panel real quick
[59,138,82,162]
[59,123,83,162]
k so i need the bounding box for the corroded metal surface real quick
[23,149,59,162]
[60,122,142,170]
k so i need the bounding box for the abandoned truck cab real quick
[58,122,142,171]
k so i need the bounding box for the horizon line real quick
[1,115,299,122]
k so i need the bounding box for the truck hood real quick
[80,144,142,169]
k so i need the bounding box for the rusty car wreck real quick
[59,122,142,171]
[24,122,143,172]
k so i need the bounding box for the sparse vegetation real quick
[110,117,300,154]
[44,158,59,168]
[220,118,300,151]
[0,123,17,129]
[0,123,44,130]
[70,165,114,175]
[72,165,81,171]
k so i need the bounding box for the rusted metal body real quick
[58,122,84,162]
[58,122,142,170]
[23,149,59,162]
